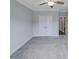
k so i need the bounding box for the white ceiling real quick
[16,0,68,11]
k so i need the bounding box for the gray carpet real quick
[11,36,68,59]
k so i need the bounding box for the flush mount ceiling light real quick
[40,0,64,8]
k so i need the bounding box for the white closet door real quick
[39,16,53,36]
[39,16,47,36]
[46,16,53,35]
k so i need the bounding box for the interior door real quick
[39,16,53,36]
[39,16,47,36]
[46,16,53,35]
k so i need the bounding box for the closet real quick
[39,16,53,36]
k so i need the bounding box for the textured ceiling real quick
[16,0,68,11]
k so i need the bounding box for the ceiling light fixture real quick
[48,2,54,6]
[40,0,64,8]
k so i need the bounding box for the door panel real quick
[46,16,53,35]
[39,16,53,36]
[39,16,47,36]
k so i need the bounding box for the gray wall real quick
[33,11,59,36]
[10,0,33,55]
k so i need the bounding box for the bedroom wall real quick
[32,11,59,36]
[10,0,33,55]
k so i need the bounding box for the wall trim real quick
[10,36,32,56]
[16,0,33,11]
[32,35,59,37]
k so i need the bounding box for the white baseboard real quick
[32,35,59,37]
[10,36,32,56]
